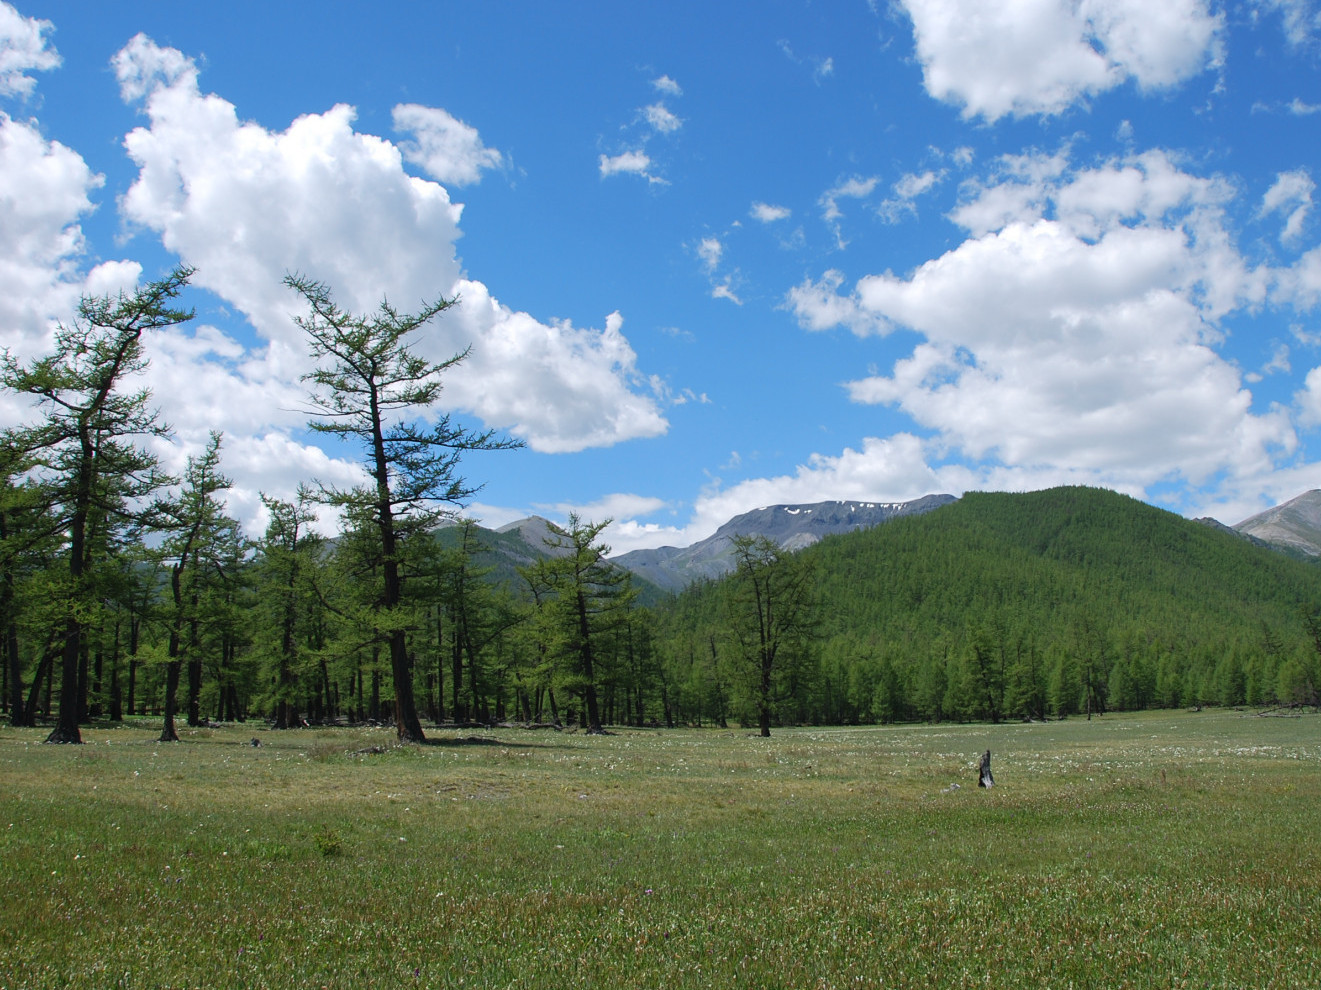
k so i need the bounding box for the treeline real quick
[0,269,661,743]
[6,271,1321,742]
[653,488,1321,727]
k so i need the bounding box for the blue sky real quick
[2,1,1320,553]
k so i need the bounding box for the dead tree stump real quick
[978,749,994,788]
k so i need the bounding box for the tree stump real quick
[978,749,994,788]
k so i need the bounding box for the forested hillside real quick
[654,487,1321,728]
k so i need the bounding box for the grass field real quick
[1,709,1319,989]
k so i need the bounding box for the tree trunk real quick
[5,618,25,727]
[159,659,181,742]
[46,617,83,743]
[575,592,603,734]
[186,655,202,728]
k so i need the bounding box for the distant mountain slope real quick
[656,486,1321,721]
[434,516,669,606]
[612,494,956,592]
[801,486,1321,663]
[1235,490,1321,557]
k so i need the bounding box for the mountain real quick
[433,516,670,606]
[654,486,1321,723]
[611,494,956,593]
[1234,490,1321,557]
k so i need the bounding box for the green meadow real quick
[2,710,1319,989]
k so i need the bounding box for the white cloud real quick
[0,2,59,97]
[879,169,945,222]
[695,236,742,304]
[599,148,663,183]
[441,289,667,452]
[643,102,681,134]
[0,111,144,368]
[899,0,1222,121]
[785,270,888,336]
[538,492,670,538]
[794,149,1292,501]
[110,34,666,470]
[751,201,791,223]
[1256,0,1321,46]
[113,32,195,102]
[1260,168,1314,243]
[1275,244,1321,309]
[711,280,742,305]
[1289,98,1321,115]
[697,236,723,273]
[652,74,682,96]
[392,104,504,186]
[820,175,879,248]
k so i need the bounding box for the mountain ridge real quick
[1234,490,1321,557]
[610,494,957,592]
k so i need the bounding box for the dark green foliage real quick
[2,266,195,743]
[656,487,1321,726]
[520,515,638,734]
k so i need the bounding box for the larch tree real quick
[255,491,321,729]
[2,266,193,744]
[156,431,233,742]
[0,445,52,728]
[522,514,635,734]
[286,273,520,743]
[726,534,818,737]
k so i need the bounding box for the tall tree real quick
[254,491,321,729]
[156,432,233,742]
[726,534,818,737]
[522,515,635,734]
[3,266,193,743]
[0,446,52,727]
[286,273,520,742]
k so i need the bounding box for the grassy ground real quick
[1,709,1319,989]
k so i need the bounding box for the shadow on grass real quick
[418,735,570,750]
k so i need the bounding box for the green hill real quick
[655,487,1321,726]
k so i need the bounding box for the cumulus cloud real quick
[393,104,504,186]
[899,0,1222,121]
[652,74,682,96]
[0,111,147,371]
[1296,365,1321,426]
[599,148,662,182]
[790,148,1292,502]
[697,236,723,273]
[784,270,888,336]
[643,102,681,134]
[0,2,59,97]
[1260,168,1314,243]
[1275,243,1321,310]
[751,201,791,223]
[110,34,666,467]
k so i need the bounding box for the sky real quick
[2,1,1320,555]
